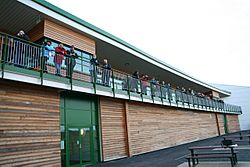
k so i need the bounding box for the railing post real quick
[93,65,97,94]
[1,35,8,78]
[160,85,163,105]
[150,82,154,103]
[126,75,130,100]
[40,46,44,85]
[111,70,115,97]
[140,79,143,102]
[167,87,171,105]
[70,57,73,90]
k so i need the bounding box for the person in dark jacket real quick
[16,30,30,41]
[102,59,111,86]
[65,45,78,78]
[14,30,30,67]
[89,54,99,83]
[54,43,66,76]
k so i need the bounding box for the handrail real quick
[0,32,242,114]
[0,31,42,47]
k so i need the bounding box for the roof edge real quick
[30,0,230,96]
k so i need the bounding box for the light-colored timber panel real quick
[128,102,218,155]
[100,97,128,161]
[0,80,61,166]
[44,19,95,54]
[227,114,240,133]
[27,21,44,42]
[217,114,225,135]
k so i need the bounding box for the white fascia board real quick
[18,0,230,96]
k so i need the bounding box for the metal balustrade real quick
[0,32,242,114]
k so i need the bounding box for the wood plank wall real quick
[44,19,95,54]
[217,114,226,135]
[0,80,61,166]
[227,114,240,133]
[27,21,45,42]
[128,102,218,155]
[99,98,230,159]
[100,97,128,161]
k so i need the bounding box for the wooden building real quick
[0,0,241,166]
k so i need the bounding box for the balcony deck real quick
[0,32,242,115]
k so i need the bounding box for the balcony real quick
[0,32,242,114]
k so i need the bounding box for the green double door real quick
[60,92,100,167]
[68,127,92,166]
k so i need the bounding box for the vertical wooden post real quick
[215,113,221,136]
[124,101,132,157]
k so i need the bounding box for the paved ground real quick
[90,131,250,167]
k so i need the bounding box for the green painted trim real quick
[223,114,229,134]
[96,97,103,162]
[96,84,113,93]
[0,31,41,47]
[130,92,142,99]
[143,95,153,100]
[30,0,230,96]
[4,64,41,77]
[114,89,129,96]
[111,70,115,97]
[72,80,93,89]
[126,75,131,100]
[43,73,70,84]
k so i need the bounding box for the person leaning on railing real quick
[89,54,99,83]
[140,74,149,95]
[54,43,66,76]
[14,30,30,67]
[102,59,111,87]
[42,41,54,73]
[65,45,78,78]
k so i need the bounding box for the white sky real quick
[47,0,250,86]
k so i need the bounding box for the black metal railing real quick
[0,32,242,114]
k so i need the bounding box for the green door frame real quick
[223,114,229,134]
[66,125,95,167]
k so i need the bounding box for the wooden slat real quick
[44,19,95,54]
[27,21,45,42]
[217,113,226,135]
[0,80,61,166]
[100,97,128,161]
[227,115,240,133]
[128,102,219,155]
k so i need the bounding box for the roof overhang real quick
[15,0,231,97]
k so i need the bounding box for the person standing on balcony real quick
[150,77,157,96]
[102,59,111,87]
[140,74,149,95]
[65,45,78,78]
[131,71,140,93]
[42,41,54,73]
[54,43,66,76]
[14,30,30,67]
[16,30,30,41]
[89,54,99,83]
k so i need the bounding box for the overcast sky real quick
[47,0,250,87]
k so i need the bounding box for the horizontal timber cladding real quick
[44,19,96,54]
[227,114,240,133]
[0,80,61,166]
[28,21,45,42]
[217,113,226,135]
[100,97,128,161]
[127,102,219,155]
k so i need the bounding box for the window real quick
[44,39,92,74]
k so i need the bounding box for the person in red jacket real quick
[54,43,66,76]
